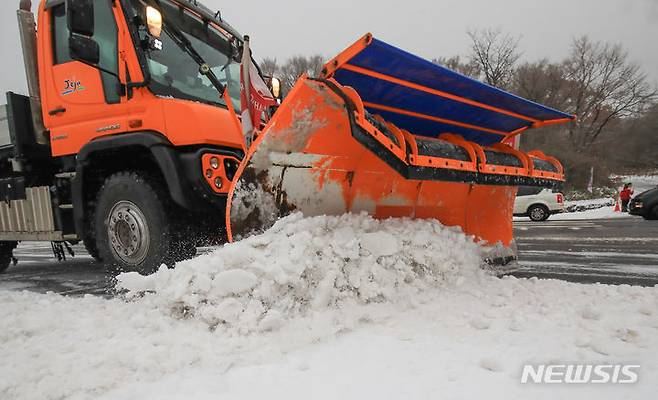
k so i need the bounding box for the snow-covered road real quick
[3,274,657,400]
[1,214,657,400]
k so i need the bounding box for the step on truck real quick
[2,0,574,275]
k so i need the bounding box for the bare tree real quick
[467,28,521,89]
[603,102,658,169]
[510,60,571,151]
[432,33,658,186]
[563,36,657,150]
[259,57,279,78]
[513,60,571,110]
[279,55,325,93]
[432,55,480,79]
[631,104,658,168]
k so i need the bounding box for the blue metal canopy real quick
[326,35,575,146]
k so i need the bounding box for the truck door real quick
[42,1,128,156]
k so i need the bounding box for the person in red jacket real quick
[620,183,634,212]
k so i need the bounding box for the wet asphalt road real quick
[0,215,656,296]
[512,215,658,286]
[0,244,109,296]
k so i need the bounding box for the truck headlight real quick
[210,157,219,170]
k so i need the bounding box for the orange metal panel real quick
[320,33,374,79]
[533,117,577,128]
[465,185,517,246]
[415,181,470,227]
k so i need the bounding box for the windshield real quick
[129,0,242,110]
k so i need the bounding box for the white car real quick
[514,186,565,221]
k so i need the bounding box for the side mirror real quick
[66,0,94,36]
[69,35,100,65]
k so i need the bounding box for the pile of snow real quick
[550,206,632,221]
[117,213,483,333]
[2,214,658,400]
[514,204,631,222]
[565,197,615,213]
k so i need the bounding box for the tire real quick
[94,171,175,275]
[84,195,102,262]
[0,241,18,274]
[83,235,102,262]
[528,204,550,222]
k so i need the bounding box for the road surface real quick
[512,215,658,286]
[0,215,656,296]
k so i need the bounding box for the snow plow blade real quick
[227,34,574,262]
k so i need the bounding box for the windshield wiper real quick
[162,21,227,98]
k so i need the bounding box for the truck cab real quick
[0,0,255,273]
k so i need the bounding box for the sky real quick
[1,0,657,96]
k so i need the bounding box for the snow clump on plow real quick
[118,213,485,333]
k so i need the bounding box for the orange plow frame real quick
[226,77,564,261]
[225,35,573,266]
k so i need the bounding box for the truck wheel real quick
[0,241,18,274]
[94,172,173,274]
[83,235,102,262]
[528,204,550,222]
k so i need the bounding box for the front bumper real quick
[629,201,646,216]
[629,209,642,216]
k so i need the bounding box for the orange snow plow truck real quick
[0,0,573,274]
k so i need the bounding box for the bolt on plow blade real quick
[226,34,574,257]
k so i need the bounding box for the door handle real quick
[48,107,67,116]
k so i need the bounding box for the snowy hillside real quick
[1,214,657,399]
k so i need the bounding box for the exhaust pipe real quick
[17,0,48,145]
